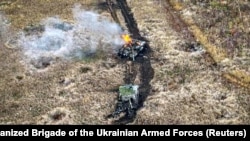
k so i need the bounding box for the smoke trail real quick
[18,4,125,68]
[0,13,10,42]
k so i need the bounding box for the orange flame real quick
[121,34,132,45]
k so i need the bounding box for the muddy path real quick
[106,0,154,124]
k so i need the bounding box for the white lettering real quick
[32,129,66,138]
[141,129,170,136]
[173,129,203,136]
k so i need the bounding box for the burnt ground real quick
[0,0,249,124]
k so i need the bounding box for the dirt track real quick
[106,0,154,124]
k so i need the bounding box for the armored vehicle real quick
[109,84,139,118]
[118,35,146,61]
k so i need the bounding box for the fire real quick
[121,34,132,45]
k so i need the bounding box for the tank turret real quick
[118,34,146,61]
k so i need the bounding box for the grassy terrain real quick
[0,0,249,124]
[126,0,250,124]
[169,0,250,88]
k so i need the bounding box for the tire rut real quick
[106,0,154,124]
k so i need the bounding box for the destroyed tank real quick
[118,39,146,61]
[108,84,139,119]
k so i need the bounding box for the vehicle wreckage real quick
[118,34,146,61]
[108,84,139,119]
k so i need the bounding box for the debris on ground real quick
[118,34,146,61]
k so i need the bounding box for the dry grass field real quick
[0,0,249,124]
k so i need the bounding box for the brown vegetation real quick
[0,0,249,124]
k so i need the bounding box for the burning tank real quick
[118,34,146,61]
[108,84,139,119]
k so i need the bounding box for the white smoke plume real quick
[0,13,11,42]
[18,4,125,67]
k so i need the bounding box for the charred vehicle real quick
[118,34,146,61]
